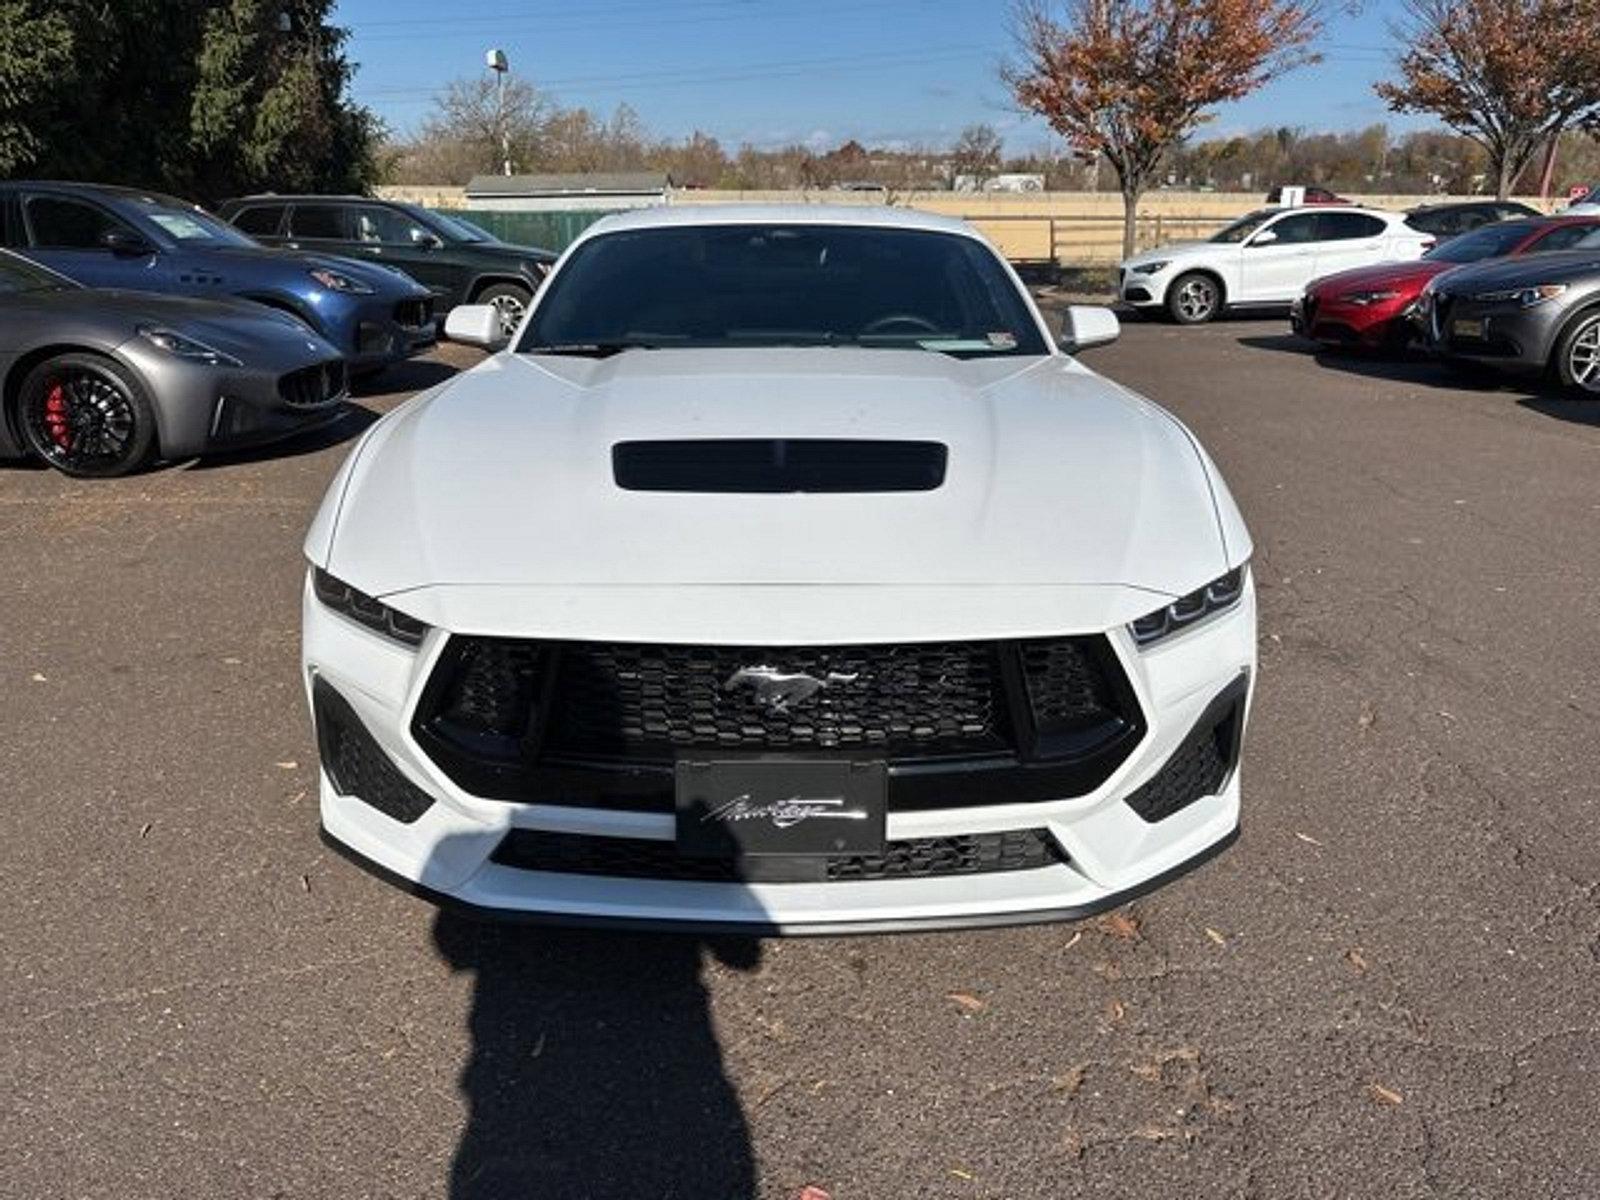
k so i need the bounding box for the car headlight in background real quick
[312,567,427,646]
[1130,565,1248,646]
[1129,261,1170,275]
[1471,284,1568,307]
[1338,289,1401,306]
[309,267,375,295]
[136,325,242,367]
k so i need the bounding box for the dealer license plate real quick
[675,757,887,858]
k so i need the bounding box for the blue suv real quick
[0,182,436,374]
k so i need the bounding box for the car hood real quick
[1433,249,1600,290]
[467,240,557,263]
[13,288,341,357]
[319,348,1239,612]
[194,245,430,297]
[1121,241,1214,269]
[1309,260,1446,297]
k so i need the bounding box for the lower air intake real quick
[491,828,1065,884]
[314,679,434,824]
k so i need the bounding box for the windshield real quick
[1210,210,1277,244]
[519,224,1048,358]
[130,198,259,247]
[424,210,495,243]
[0,251,74,293]
[1424,222,1533,263]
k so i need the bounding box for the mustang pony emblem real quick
[723,665,859,714]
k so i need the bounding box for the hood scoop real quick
[612,439,948,493]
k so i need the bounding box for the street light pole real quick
[486,48,511,177]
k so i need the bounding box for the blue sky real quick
[335,0,1422,153]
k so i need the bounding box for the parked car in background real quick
[1420,247,1600,395]
[0,182,435,376]
[306,206,1256,931]
[1265,185,1348,205]
[219,195,557,338]
[1119,206,1433,324]
[1293,215,1600,349]
[0,249,346,477]
[1564,186,1600,214]
[1402,200,1540,242]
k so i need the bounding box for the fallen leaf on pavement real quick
[1062,930,1082,951]
[1104,998,1126,1025]
[795,1188,832,1200]
[299,874,311,893]
[1051,1064,1087,1095]
[138,822,152,839]
[30,672,47,683]
[1345,948,1369,974]
[1205,927,1227,946]
[1062,1129,1085,1158]
[949,1167,974,1181]
[947,991,987,1016]
[275,760,299,770]
[1368,1082,1403,1106]
[1294,831,1323,846]
[1096,911,1142,941]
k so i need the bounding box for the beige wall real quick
[376,184,1558,264]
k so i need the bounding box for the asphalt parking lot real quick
[5,310,1598,1200]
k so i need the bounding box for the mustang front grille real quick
[413,635,1144,811]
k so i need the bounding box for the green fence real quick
[428,208,617,252]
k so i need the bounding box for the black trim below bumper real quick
[318,821,1239,937]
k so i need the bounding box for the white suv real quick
[1120,206,1433,324]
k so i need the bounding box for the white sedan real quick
[1120,206,1433,324]
[303,205,1255,933]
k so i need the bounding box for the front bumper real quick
[1291,293,1416,348]
[1119,268,1171,308]
[117,341,350,460]
[303,578,1256,933]
[319,293,438,371]
[1420,295,1559,368]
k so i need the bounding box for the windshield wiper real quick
[522,341,663,358]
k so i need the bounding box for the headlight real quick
[1339,289,1401,306]
[1130,261,1169,275]
[1471,284,1568,307]
[312,567,427,646]
[1130,565,1248,646]
[309,267,375,295]
[136,325,242,367]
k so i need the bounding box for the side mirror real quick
[443,304,510,349]
[101,229,154,256]
[410,229,443,249]
[1248,228,1279,247]
[1059,305,1120,354]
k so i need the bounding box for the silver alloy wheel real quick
[1176,276,1218,322]
[489,293,527,337]
[1569,317,1600,393]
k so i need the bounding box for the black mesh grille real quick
[1018,637,1122,736]
[278,360,347,408]
[314,681,433,824]
[394,298,433,328]
[491,827,1065,884]
[1125,722,1231,823]
[438,641,544,738]
[542,640,1008,761]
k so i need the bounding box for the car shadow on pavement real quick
[1517,395,1600,426]
[433,913,760,1200]
[184,403,385,470]
[352,357,463,397]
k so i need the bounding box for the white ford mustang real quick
[303,205,1256,933]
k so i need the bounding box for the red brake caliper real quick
[43,383,72,450]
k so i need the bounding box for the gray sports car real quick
[0,250,348,477]
[1420,244,1600,395]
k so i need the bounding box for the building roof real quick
[465,172,672,197]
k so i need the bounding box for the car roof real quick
[226,194,377,204]
[579,203,980,239]
[1407,199,1522,212]
[0,180,194,207]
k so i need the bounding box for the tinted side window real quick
[1406,210,1454,235]
[1266,213,1322,244]
[26,196,134,248]
[289,204,348,239]
[353,205,431,244]
[1529,225,1588,252]
[1317,212,1387,240]
[0,195,22,248]
[232,204,286,236]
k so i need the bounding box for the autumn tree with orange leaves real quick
[1007,0,1322,258]
[1377,0,1600,199]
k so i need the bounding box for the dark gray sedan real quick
[0,250,348,476]
[1420,244,1600,395]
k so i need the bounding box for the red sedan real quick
[1291,215,1600,349]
